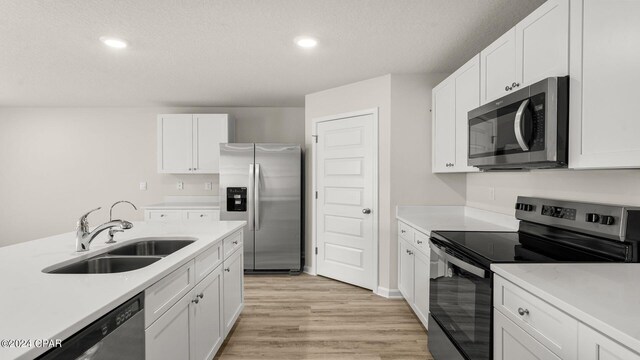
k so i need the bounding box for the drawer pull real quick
[518,307,530,316]
[160,214,165,217]
[233,240,238,245]
[192,297,199,304]
[417,240,423,244]
[200,214,205,217]
[224,268,230,272]
[401,230,406,233]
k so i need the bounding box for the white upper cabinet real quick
[432,55,480,173]
[569,0,640,169]
[515,0,569,87]
[481,28,517,104]
[480,0,569,105]
[432,79,456,172]
[158,114,235,174]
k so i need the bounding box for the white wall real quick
[467,169,640,215]
[0,106,304,247]
[305,74,466,293]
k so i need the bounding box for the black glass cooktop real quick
[431,222,631,268]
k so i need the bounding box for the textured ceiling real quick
[0,0,545,107]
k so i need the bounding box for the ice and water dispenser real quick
[226,187,247,212]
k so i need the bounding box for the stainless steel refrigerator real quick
[219,143,302,273]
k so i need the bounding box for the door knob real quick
[362,208,371,214]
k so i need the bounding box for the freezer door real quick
[254,144,301,270]
[219,143,255,270]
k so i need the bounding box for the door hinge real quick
[312,135,318,143]
[315,247,318,255]
[315,191,318,199]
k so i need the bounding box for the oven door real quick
[429,239,492,360]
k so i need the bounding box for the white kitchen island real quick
[0,220,245,360]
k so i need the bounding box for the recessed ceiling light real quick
[99,36,128,49]
[294,36,318,49]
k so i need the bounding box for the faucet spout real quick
[76,220,133,252]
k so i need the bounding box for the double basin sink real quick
[47,239,195,274]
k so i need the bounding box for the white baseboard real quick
[375,286,402,299]
[303,266,316,275]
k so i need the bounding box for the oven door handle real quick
[429,240,487,278]
[514,99,530,151]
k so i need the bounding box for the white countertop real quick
[143,201,220,210]
[492,263,640,354]
[396,205,519,235]
[0,220,245,360]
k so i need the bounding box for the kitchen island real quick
[0,220,245,360]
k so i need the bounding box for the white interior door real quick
[316,113,375,290]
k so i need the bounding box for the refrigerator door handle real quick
[255,163,261,231]
[248,163,254,231]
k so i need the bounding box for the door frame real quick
[311,108,379,292]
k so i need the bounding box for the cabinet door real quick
[515,0,569,87]
[223,248,244,336]
[158,114,193,173]
[146,293,192,360]
[413,250,429,328]
[398,240,414,302]
[432,79,456,172]
[191,266,224,360]
[453,55,481,172]
[481,28,517,104]
[494,310,561,360]
[569,0,640,169]
[579,323,640,360]
[193,114,229,174]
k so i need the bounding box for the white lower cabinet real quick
[578,323,640,360]
[192,266,224,360]
[223,248,244,336]
[397,221,430,329]
[494,310,560,360]
[146,292,192,360]
[494,275,640,360]
[145,209,220,222]
[145,232,243,360]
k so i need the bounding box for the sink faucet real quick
[106,201,138,244]
[76,204,135,252]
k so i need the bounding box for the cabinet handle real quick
[517,307,529,316]
[160,214,165,217]
[189,168,192,171]
[417,240,423,244]
[225,268,230,272]
[233,240,238,245]
[401,230,406,233]
[408,250,413,255]
[200,214,205,217]
[192,298,200,304]
[197,293,204,299]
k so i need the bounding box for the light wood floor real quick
[214,274,433,360]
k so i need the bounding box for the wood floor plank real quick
[214,274,434,359]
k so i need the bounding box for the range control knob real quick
[586,213,600,223]
[600,215,615,225]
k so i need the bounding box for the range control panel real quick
[226,187,247,212]
[514,196,640,241]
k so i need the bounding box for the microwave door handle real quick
[514,99,530,151]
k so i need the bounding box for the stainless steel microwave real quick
[468,76,569,170]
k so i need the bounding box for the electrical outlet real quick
[177,181,184,190]
[139,182,147,191]
[205,182,213,191]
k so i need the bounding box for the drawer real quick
[398,221,414,242]
[185,210,219,222]
[146,210,183,222]
[413,230,430,255]
[145,260,195,328]
[194,242,222,283]
[223,231,243,259]
[494,275,578,360]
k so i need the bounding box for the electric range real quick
[427,196,640,360]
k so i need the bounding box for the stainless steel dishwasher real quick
[38,292,144,360]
